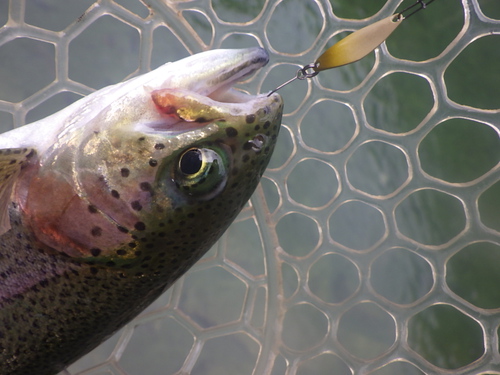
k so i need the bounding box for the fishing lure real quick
[268,0,437,95]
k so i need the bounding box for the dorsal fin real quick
[0,148,36,235]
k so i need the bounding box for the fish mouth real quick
[163,47,271,102]
[144,47,281,132]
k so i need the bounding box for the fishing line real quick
[268,0,438,96]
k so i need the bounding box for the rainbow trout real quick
[0,47,283,375]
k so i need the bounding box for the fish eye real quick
[179,149,203,175]
[175,147,228,198]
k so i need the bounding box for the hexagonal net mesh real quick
[1,0,500,374]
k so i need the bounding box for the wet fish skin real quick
[0,48,283,374]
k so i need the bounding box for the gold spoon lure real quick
[268,0,437,96]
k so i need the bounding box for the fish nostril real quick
[249,134,266,152]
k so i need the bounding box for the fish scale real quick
[0,48,283,375]
[0,212,163,374]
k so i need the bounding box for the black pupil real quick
[180,149,203,175]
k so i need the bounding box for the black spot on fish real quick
[246,114,256,124]
[121,168,130,177]
[128,242,137,248]
[117,225,129,233]
[155,143,165,150]
[134,222,146,231]
[149,159,158,167]
[39,279,49,288]
[131,200,142,211]
[90,267,99,275]
[138,137,145,141]
[263,121,271,129]
[116,249,127,256]
[243,142,252,151]
[90,248,101,257]
[226,127,238,137]
[140,182,153,193]
[111,190,120,199]
[242,154,250,163]
[91,227,102,237]
[9,159,16,165]
[106,261,116,267]
[88,205,98,214]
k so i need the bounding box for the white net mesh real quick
[1,0,500,374]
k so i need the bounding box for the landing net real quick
[1,0,499,374]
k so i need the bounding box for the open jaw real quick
[204,51,269,104]
[165,47,270,102]
[145,47,276,132]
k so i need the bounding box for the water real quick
[1,0,500,374]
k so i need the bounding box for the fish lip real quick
[139,47,282,134]
[141,48,281,133]
[161,47,270,103]
[206,48,269,95]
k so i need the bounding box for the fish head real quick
[19,48,282,280]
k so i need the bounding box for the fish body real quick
[0,48,283,375]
